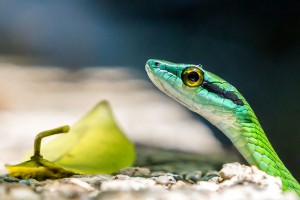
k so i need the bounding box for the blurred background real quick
[0,0,299,179]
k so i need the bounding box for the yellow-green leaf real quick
[6,125,75,180]
[20,101,135,176]
[6,156,75,181]
[40,101,135,174]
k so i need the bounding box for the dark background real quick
[0,1,299,179]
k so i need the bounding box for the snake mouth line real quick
[146,65,192,110]
[145,64,165,92]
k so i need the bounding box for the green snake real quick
[145,59,300,195]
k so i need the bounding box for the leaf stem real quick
[33,125,70,158]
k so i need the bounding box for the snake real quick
[145,59,300,195]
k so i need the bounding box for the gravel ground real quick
[0,163,298,200]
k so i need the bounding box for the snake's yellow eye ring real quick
[181,67,204,87]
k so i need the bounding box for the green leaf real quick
[6,126,75,180]
[6,156,75,181]
[40,101,135,174]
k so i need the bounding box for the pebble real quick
[117,167,151,177]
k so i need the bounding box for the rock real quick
[152,174,177,188]
[117,167,151,177]
[3,176,20,183]
[180,171,203,183]
[219,162,282,191]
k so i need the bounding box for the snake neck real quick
[210,105,300,194]
[182,92,300,193]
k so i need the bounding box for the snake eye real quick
[181,67,204,87]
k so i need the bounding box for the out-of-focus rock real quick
[117,167,151,177]
[219,162,282,191]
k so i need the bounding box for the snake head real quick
[146,59,249,124]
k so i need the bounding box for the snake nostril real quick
[154,61,160,66]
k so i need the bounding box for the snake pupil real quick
[187,72,199,82]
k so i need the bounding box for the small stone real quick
[118,167,151,177]
[152,174,177,186]
[4,176,20,183]
[19,179,31,186]
[201,171,219,181]
[181,171,203,183]
[19,179,39,186]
